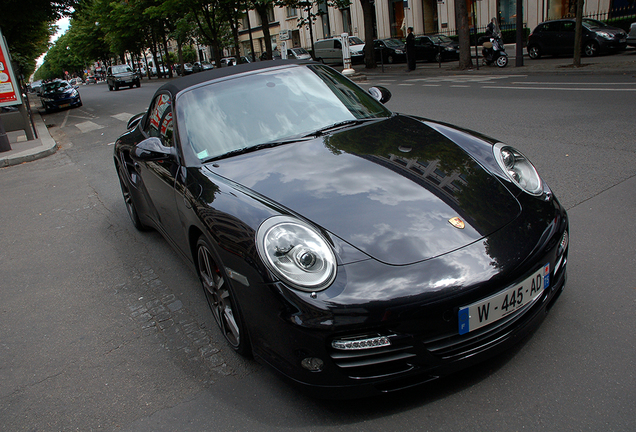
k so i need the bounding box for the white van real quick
[314,36,365,65]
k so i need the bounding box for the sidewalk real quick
[1,107,57,168]
[353,44,636,77]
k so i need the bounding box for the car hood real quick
[209,115,521,265]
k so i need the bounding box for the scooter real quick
[481,21,508,68]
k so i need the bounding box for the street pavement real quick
[2,46,634,168]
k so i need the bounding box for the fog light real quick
[301,357,324,372]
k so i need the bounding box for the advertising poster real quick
[0,29,22,107]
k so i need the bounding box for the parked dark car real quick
[107,64,141,91]
[627,22,636,47]
[114,60,569,398]
[413,34,460,62]
[40,80,82,113]
[527,18,627,58]
[373,38,407,63]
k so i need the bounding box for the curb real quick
[0,109,58,168]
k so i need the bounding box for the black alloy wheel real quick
[116,163,148,231]
[196,236,251,356]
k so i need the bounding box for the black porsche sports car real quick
[114,60,568,397]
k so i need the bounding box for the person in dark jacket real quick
[406,27,416,71]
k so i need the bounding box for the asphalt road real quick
[1,69,634,431]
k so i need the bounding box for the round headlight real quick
[493,143,543,196]
[256,216,337,291]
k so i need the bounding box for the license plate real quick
[458,264,550,335]
[59,103,70,108]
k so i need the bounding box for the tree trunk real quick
[455,0,473,70]
[257,8,272,60]
[359,0,376,69]
[161,30,173,78]
[573,0,584,66]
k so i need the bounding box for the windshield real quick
[384,39,405,48]
[582,18,609,29]
[112,65,133,74]
[290,48,309,55]
[41,81,71,94]
[432,35,453,43]
[177,65,392,162]
[349,37,364,45]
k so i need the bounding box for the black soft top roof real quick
[156,59,318,97]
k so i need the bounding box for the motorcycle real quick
[480,20,508,68]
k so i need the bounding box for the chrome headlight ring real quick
[493,143,543,196]
[256,216,337,292]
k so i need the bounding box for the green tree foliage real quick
[0,0,76,77]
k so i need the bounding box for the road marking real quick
[112,112,134,122]
[483,86,636,91]
[75,121,104,133]
[60,109,71,129]
[512,81,636,86]
[408,75,526,83]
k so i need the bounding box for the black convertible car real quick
[114,60,569,397]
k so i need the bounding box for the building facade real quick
[236,0,623,59]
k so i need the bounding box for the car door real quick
[134,93,190,254]
[558,21,576,55]
[536,22,558,55]
[414,36,433,61]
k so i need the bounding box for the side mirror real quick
[127,112,146,130]
[133,137,176,160]
[368,86,392,104]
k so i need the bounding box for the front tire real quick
[527,45,541,59]
[196,236,251,356]
[496,55,508,68]
[584,41,599,57]
[116,163,149,231]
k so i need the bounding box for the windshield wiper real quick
[303,118,385,138]
[203,136,314,163]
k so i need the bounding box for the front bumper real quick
[42,95,81,111]
[246,198,569,398]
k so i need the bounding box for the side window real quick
[145,94,171,139]
[334,40,342,49]
[160,109,174,147]
[562,22,575,32]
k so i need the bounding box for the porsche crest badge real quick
[448,217,465,229]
